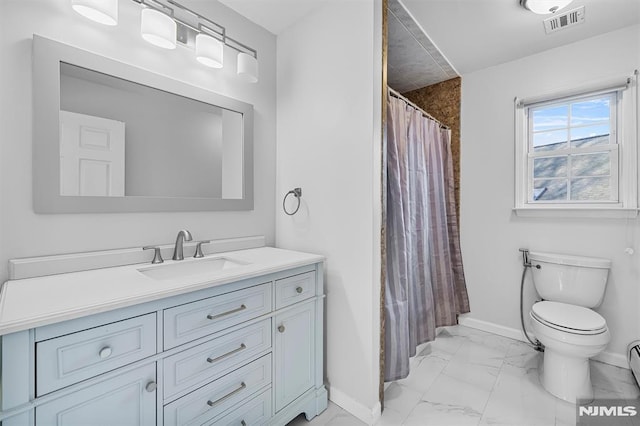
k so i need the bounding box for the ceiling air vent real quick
[543,6,585,34]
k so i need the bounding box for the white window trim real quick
[514,73,639,219]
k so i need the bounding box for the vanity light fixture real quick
[71,0,118,25]
[195,32,224,68]
[520,0,573,14]
[69,0,259,82]
[132,0,258,82]
[141,7,177,49]
[237,52,258,83]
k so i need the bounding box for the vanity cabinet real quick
[36,363,157,426]
[35,313,157,396]
[274,301,315,412]
[0,261,327,426]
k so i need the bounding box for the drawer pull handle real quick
[98,346,112,359]
[296,286,303,294]
[207,304,247,320]
[207,382,246,407]
[206,343,247,364]
[278,325,285,333]
[145,381,157,392]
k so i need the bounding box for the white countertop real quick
[0,247,324,336]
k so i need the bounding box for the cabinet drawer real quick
[36,313,156,396]
[36,363,156,426]
[164,354,272,426]
[163,319,271,400]
[203,388,272,426]
[163,283,272,349]
[275,271,315,309]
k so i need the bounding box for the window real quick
[529,92,617,203]
[514,77,638,218]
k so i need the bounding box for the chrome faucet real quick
[172,229,193,261]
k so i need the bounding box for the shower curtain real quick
[384,92,470,382]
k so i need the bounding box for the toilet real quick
[528,251,611,403]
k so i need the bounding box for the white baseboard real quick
[458,316,528,342]
[458,315,629,369]
[593,351,628,369]
[328,386,381,425]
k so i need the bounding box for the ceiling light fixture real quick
[71,0,118,25]
[520,0,573,14]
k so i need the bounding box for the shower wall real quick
[404,77,462,216]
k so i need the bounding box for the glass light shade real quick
[141,8,176,49]
[237,52,258,83]
[196,34,223,68]
[71,0,118,26]
[521,0,573,14]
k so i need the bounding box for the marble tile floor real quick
[287,325,640,426]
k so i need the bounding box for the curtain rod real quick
[387,86,450,130]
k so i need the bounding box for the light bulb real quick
[196,33,224,68]
[237,52,258,83]
[521,0,573,14]
[141,8,176,49]
[71,0,118,26]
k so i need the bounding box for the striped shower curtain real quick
[384,93,470,382]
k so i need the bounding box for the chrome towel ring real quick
[283,188,302,215]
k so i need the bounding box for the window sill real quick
[513,207,639,219]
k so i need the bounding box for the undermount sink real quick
[138,257,250,281]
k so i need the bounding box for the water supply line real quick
[519,248,544,351]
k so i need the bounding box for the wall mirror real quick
[33,35,253,213]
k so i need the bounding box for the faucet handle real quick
[143,246,164,264]
[194,240,211,258]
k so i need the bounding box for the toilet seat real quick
[531,301,607,335]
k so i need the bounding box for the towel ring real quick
[283,188,302,216]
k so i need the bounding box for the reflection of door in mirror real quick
[59,111,125,196]
[59,63,244,199]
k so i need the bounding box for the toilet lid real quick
[531,301,607,334]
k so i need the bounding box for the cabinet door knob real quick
[296,286,303,294]
[278,325,285,333]
[98,346,112,359]
[145,381,157,392]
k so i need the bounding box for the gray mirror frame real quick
[32,35,254,213]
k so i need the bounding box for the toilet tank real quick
[528,251,611,308]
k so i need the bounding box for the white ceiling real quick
[216,0,639,90]
[400,0,640,75]
[217,0,327,35]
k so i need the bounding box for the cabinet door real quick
[36,363,156,426]
[274,300,315,412]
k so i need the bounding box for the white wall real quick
[276,0,383,422]
[460,25,640,366]
[0,0,276,282]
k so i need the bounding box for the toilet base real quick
[540,348,594,403]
